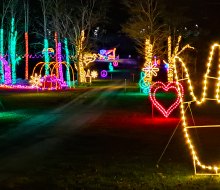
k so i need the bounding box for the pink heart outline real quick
[149,82,184,118]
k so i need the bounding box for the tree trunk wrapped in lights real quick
[24,0,29,80]
[76,30,86,84]
[9,17,18,84]
[0,29,4,83]
[64,38,71,87]
[167,36,194,82]
[44,38,50,75]
[58,42,63,82]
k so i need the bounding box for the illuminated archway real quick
[32,61,75,88]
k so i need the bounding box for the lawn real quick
[0,80,220,189]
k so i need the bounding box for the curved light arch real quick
[50,62,75,83]
[32,61,75,88]
[32,62,51,77]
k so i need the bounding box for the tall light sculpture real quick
[64,38,71,87]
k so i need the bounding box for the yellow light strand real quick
[168,36,172,63]
[174,43,220,174]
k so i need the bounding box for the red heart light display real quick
[149,81,184,118]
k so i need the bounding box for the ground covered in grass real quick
[0,81,220,189]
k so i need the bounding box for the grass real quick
[0,81,220,189]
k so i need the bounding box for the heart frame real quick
[149,81,184,118]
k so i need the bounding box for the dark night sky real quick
[108,0,220,35]
[28,0,220,57]
[106,0,220,56]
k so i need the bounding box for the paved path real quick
[0,83,122,181]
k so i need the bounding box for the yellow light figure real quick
[142,65,159,77]
[75,30,87,83]
[167,36,194,82]
[144,38,153,67]
[142,38,155,83]
[29,73,42,87]
[83,53,97,66]
[174,43,220,175]
[91,70,98,79]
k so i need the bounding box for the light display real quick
[167,36,194,82]
[41,74,67,90]
[64,38,71,87]
[0,84,35,89]
[86,69,91,83]
[173,43,220,174]
[83,53,97,66]
[139,72,150,95]
[58,42,64,82]
[0,57,10,84]
[99,48,116,60]
[109,62,114,72]
[44,39,50,75]
[31,61,75,90]
[149,81,184,118]
[113,61,118,67]
[168,36,171,63]
[91,70,98,79]
[25,32,29,80]
[29,73,42,87]
[42,47,54,55]
[101,70,108,78]
[55,32,59,78]
[0,29,4,83]
[144,39,153,66]
[78,30,86,83]
[142,64,159,78]
[139,38,154,92]
[9,18,18,84]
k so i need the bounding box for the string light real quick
[31,61,74,89]
[9,18,18,84]
[44,39,50,75]
[113,61,118,67]
[83,53,97,66]
[167,36,194,82]
[0,29,4,83]
[58,42,64,82]
[109,62,114,72]
[174,43,220,174]
[98,48,116,60]
[139,38,154,92]
[142,64,159,77]
[0,57,11,84]
[101,70,108,78]
[64,38,71,87]
[149,81,184,117]
[91,70,98,79]
[29,73,42,87]
[139,72,150,95]
[0,84,36,89]
[144,38,153,66]
[25,32,29,80]
[55,32,59,78]
[78,30,86,83]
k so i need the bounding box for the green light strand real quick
[10,18,17,84]
[64,38,71,87]
[44,38,49,75]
